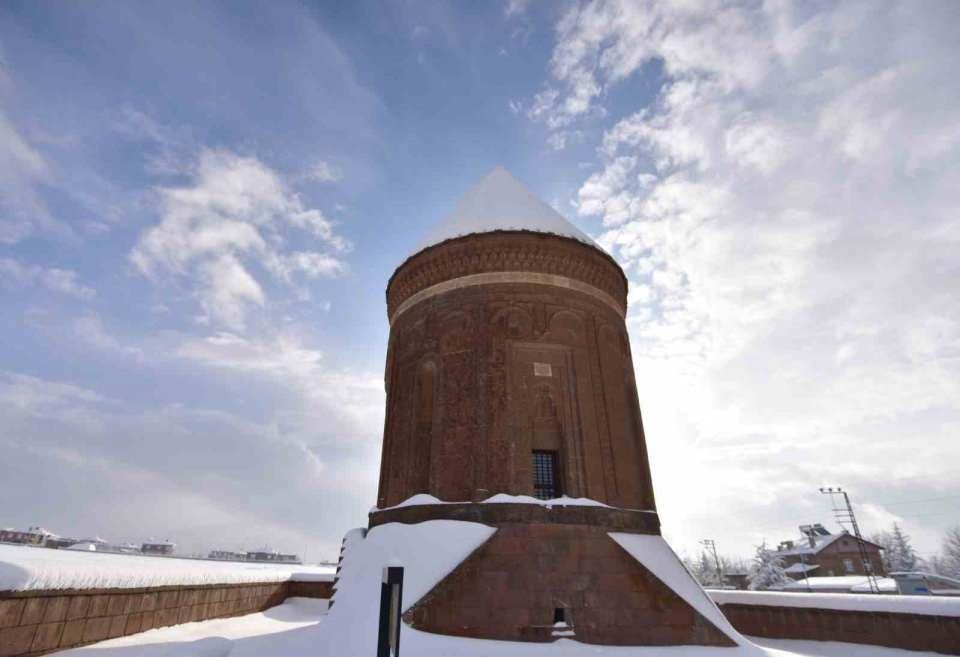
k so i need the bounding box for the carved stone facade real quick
[377,231,655,511]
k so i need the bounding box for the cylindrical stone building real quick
[368,168,736,647]
[378,167,655,511]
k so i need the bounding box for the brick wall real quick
[716,602,960,654]
[0,579,331,657]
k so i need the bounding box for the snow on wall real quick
[607,533,744,645]
[320,519,495,656]
[0,544,334,592]
[373,493,618,511]
[708,589,960,617]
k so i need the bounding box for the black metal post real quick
[377,566,404,657]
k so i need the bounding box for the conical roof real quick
[416,166,596,252]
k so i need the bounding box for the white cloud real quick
[0,108,52,243]
[538,0,960,556]
[0,257,96,301]
[304,160,342,183]
[504,0,531,19]
[131,149,350,329]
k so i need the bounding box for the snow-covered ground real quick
[0,544,334,591]
[53,596,948,657]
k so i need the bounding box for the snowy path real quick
[51,597,945,657]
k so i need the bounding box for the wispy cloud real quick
[130,149,350,329]
[0,257,96,300]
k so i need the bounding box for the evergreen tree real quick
[874,523,921,572]
[747,542,791,591]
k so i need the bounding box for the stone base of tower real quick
[368,502,740,647]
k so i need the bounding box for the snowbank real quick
[0,544,334,592]
[708,589,960,617]
[320,519,495,656]
[608,533,743,644]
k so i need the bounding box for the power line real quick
[873,494,960,507]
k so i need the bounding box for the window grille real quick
[532,450,560,500]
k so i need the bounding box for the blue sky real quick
[2,1,959,563]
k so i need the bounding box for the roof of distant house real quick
[777,527,883,556]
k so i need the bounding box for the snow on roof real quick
[709,589,960,617]
[779,575,898,593]
[0,543,333,591]
[784,562,820,574]
[415,166,597,254]
[608,533,744,645]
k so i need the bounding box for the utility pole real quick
[700,539,723,585]
[819,486,880,593]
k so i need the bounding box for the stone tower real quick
[368,168,738,647]
[378,166,655,511]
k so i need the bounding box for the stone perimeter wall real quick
[716,601,960,655]
[0,580,332,657]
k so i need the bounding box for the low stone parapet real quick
[0,579,332,657]
[709,589,960,655]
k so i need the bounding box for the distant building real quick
[208,550,247,561]
[141,540,175,555]
[44,535,80,549]
[245,548,300,564]
[776,523,885,578]
[0,526,54,545]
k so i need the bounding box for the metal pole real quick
[819,486,879,593]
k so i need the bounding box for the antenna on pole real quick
[818,486,879,594]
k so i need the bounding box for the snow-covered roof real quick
[777,530,882,556]
[784,562,820,574]
[415,166,597,254]
[779,575,898,593]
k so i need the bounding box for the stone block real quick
[59,619,85,648]
[107,593,129,616]
[0,599,25,628]
[42,595,70,623]
[124,612,144,635]
[140,610,157,631]
[20,597,47,625]
[0,625,36,657]
[30,621,64,652]
[108,614,127,638]
[66,595,90,620]
[81,616,111,643]
[88,594,110,618]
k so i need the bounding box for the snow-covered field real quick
[52,596,948,657]
[0,544,334,591]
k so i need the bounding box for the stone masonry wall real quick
[0,579,331,657]
[717,602,960,655]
